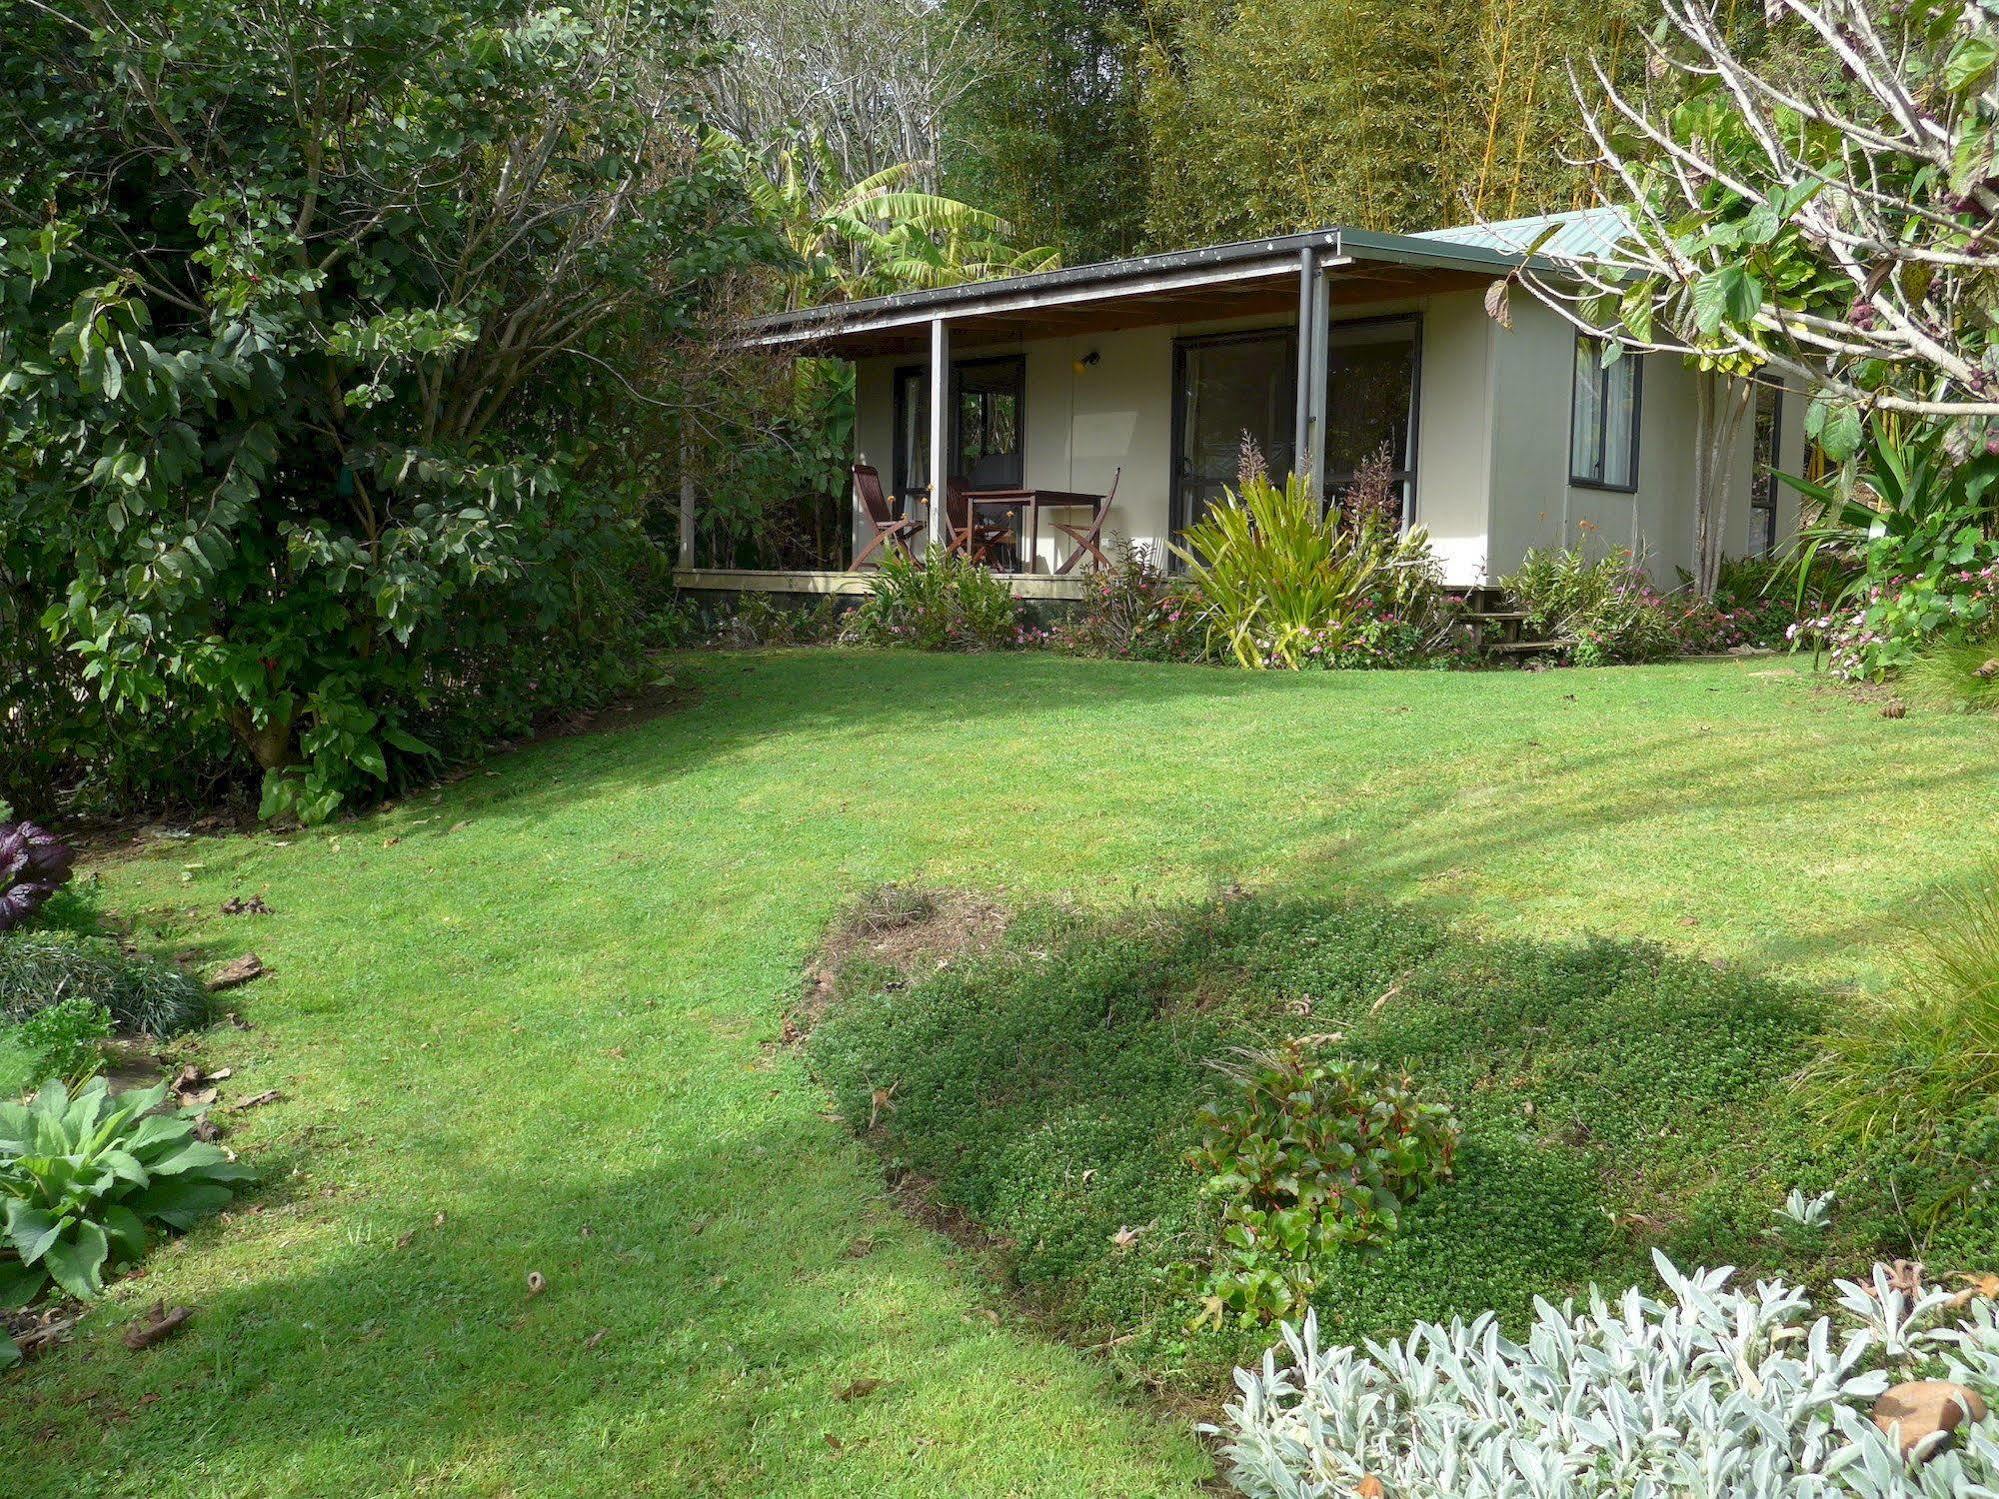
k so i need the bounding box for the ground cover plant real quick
[1220,1254,1999,1497]
[806,887,1936,1390]
[0,932,208,1040]
[7,651,1999,1495]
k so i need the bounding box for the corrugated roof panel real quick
[1415,206,1628,260]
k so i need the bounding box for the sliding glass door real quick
[891,355,1026,512]
[1324,316,1420,525]
[1171,329,1298,537]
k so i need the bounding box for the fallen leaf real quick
[206,954,266,992]
[395,1231,416,1250]
[584,1328,608,1350]
[1950,1272,1999,1307]
[836,1378,887,1402]
[230,1090,281,1112]
[122,1304,193,1351]
[1873,1380,1987,1457]
[1111,1224,1143,1249]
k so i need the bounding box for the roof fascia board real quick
[742,252,1354,348]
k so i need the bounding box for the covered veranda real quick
[684,224,1544,595]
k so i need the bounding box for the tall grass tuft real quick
[1906,636,1999,713]
[1805,865,1999,1149]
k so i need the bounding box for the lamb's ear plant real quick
[1216,1251,1999,1498]
[0,1077,254,1306]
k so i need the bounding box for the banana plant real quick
[711,127,1059,307]
[0,1077,255,1307]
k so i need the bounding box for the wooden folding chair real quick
[1053,468,1119,575]
[850,463,923,569]
[945,478,1017,568]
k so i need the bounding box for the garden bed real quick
[802,885,1991,1394]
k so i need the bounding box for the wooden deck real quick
[673,568,1090,601]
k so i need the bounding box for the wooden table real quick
[964,488,1108,574]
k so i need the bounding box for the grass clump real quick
[1907,636,1999,712]
[808,891,1910,1388]
[1805,865,1999,1259]
[0,931,208,1039]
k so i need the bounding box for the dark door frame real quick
[891,353,1027,509]
[1169,325,1298,541]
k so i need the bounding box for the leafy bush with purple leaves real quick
[0,823,73,933]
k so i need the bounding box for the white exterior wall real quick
[1485,298,1807,586]
[850,288,1803,588]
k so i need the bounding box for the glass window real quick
[892,356,1025,505]
[954,357,1024,490]
[1748,384,1783,556]
[1324,317,1419,524]
[893,368,930,509]
[1174,330,1298,534]
[1570,337,1641,489]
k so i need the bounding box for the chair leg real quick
[852,528,891,570]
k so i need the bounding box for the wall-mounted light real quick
[1072,349,1101,375]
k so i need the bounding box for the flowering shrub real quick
[1504,545,1756,665]
[1217,1252,1999,1498]
[1188,1042,1459,1328]
[1049,541,1209,662]
[841,547,1022,651]
[1791,564,1999,680]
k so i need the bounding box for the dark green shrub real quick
[843,547,1023,651]
[711,591,841,648]
[0,932,207,1038]
[1189,1041,1458,1326]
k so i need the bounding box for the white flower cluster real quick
[1216,1252,1999,1498]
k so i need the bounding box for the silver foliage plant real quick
[1216,1251,1999,1497]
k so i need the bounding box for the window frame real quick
[1322,312,1423,528]
[891,354,1026,509]
[1568,337,1643,494]
[1747,382,1784,557]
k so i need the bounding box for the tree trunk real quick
[228,705,298,773]
[1691,370,1753,598]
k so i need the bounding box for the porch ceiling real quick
[740,226,1529,358]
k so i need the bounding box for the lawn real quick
[8,649,1998,1496]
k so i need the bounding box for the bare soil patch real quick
[788,883,1013,1040]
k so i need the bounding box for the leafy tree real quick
[1517,0,1999,426]
[0,0,771,820]
[718,129,1059,308]
[944,0,1152,263]
[1504,0,1999,595]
